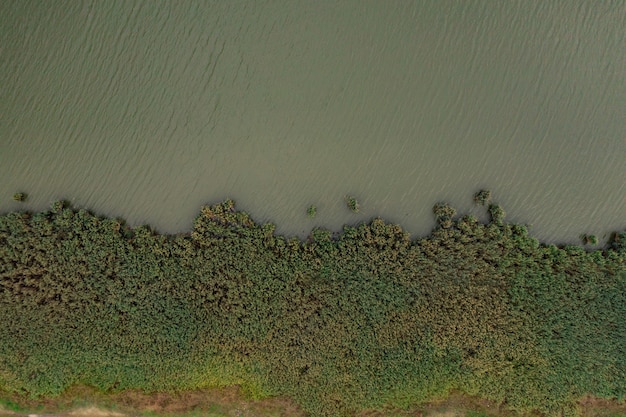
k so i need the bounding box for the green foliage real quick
[346,196,360,213]
[307,205,317,218]
[581,234,599,245]
[12,193,26,202]
[488,204,505,225]
[433,203,456,228]
[0,194,624,417]
[473,190,491,206]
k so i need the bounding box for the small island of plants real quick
[346,195,360,212]
[12,192,27,202]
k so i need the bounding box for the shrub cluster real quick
[0,194,624,416]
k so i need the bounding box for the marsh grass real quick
[0,191,624,417]
[473,190,491,206]
[346,196,360,212]
[581,234,599,245]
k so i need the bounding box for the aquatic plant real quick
[51,200,69,212]
[346,196,359,212]
[488,203,505,225]
[0,192,624,417]
[306,205,317,218]
[12,192,26,202]
[581,234,598,245]
[473,189,491,206]
[433,202,456,228]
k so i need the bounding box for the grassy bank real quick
[0,192,624,416]
[1,387,625,417]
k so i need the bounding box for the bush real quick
[0,194,624,417]
[346,196,360,213]
[488,204,505,225]
[433,203,456,228]
[473,190,491,206]
[12,192,26,202]
[581,234,598,245]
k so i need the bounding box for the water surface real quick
[1,1,624,244]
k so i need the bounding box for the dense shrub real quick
[0,195,624,416]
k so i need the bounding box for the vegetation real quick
[5,387,623,417]
[581,234,599,246]
[433,202,457,228]
[12,192,26,202]
[307,205,317,218]
[488,203,506,225]
[346,196,360,212]
[473,190,491,206]
[0,191,624,417]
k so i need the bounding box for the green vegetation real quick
[0,191,624,417]
[346,195,360,212]
[12,192,26,202]
[307,205,317,218]
[581,234,599,246]
[488,203,506,225]
[433,202,457,228]
[473,190,491,206]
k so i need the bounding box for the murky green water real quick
[1,1,624,243]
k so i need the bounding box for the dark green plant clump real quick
[433,202,457,229]
[12,193,27,202]
[581,234,599,246]
[0,192,624,417]
[346,196,359,212]
[473,189,491,206]
[307,205,317,218]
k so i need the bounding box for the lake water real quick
[1,1,624,244]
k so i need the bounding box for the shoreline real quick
[2,388,625,417]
